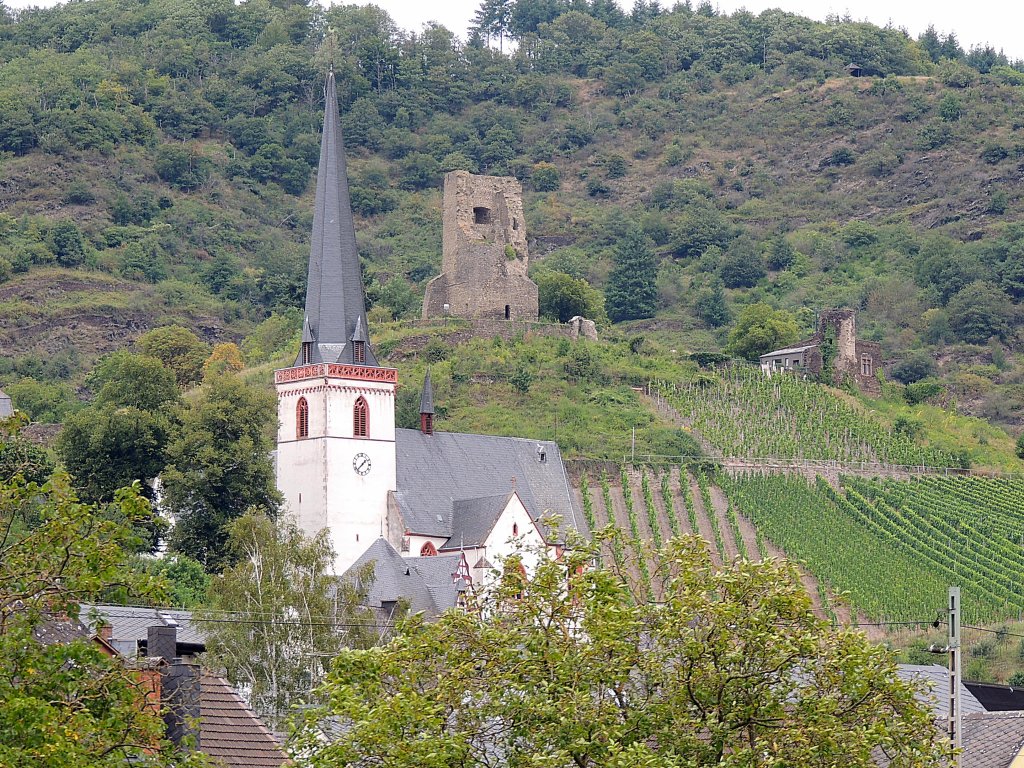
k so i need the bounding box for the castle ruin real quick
[760,309,882,396]
[422,171,539,322]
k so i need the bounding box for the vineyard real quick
[660,367,957,468]
[722,473,1024,624]
[575,465,840,620]
[577,463,1024,627]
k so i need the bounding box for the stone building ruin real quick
[422,171,539,322]
[760,309,881,395]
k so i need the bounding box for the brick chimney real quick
[96,620,112,643]
[148,625,201,750]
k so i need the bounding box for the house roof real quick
[347,538,466,617]
[896,664,987,718]
[759,343,817,359]
[393,428,585,543]
[962,711,1024,768]
[298,70,375,368]
[966,681,1024,712]
[444,493,515,549]
[200,671,288,767]
[80,604,205,657]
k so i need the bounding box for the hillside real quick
[2,0,1024,441]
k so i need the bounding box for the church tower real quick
[274,70,397,574]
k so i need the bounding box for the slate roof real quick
[966,681,1024,711]
[393,428,586,543]
[759,343,817,359]
[298,70,376,368]
[200,671,288,767]
[896,664,987,718]
[347,538,466,617]
[80,604,205,658]
[962,711,1024,768]
[444,493,514,549]
[419,368,435,414]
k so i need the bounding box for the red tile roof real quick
[199,672,288,767]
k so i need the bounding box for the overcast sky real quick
[4,0,1022,60]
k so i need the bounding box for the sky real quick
[4,0,1023,60]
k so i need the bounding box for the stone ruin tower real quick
[422,171,539,321]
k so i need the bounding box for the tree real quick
[718,238,765,289]
[136,325,210,388]
[0,473,206,768]
[203,342,245,379]
[294,535,944,767]
[57,407,173,510]
[536,270,606,322]
[605,227,658,323]
[947,281,1015,343]
[88,350,180,411]
[198,511,379,730]
[693,280,730,327]
[163,374,280,570]
[48,219,86,267]
[0,412,54,486]
[726,302,800,361]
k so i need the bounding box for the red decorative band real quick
[275,363,398,384]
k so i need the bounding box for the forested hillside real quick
[3,0,1024,438]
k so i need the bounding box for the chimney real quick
[149,625,202,750]
[163,660,201,749]
[96,620,112,643]
[148,625,176,663]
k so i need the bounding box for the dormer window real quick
[353,340,365,364]
[301,341,312,365]
[296,397,309,439]
[353,396,368,437]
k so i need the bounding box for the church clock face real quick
[353,452,371,476]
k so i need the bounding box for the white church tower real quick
[275,70,397,574]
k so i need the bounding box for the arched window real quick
[353,396,368,437]
[420,541,437,557]
[513,523,519,536]
[296,397,309,439]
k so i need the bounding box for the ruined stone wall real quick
[423,171,539,321]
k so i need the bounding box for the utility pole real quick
[949,586,962,768]
[928,586,962,767]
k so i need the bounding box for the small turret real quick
[419,369,435,435]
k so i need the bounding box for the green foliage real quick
[0,474,205,768]
[723,472,1024,623]
[154,143,210,190]
[536,269,605,322]
[48,219,87,267]
[725,302,799,361]
[87,350,180,411]
[891,353,936,384]
[947,281,1014,343]
[531,161,561,191]
[200,511,379,729]
[605,227,658,323]
[665,367,955,466]
[295,537,944,767]
[0,413,54,485]
[136,325,210,388]
[4,378,79,423]
[164,374,280,570]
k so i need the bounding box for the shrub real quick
[531,162,560,191]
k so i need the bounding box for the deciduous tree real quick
[295,535,945,767]
[199,512,380,730]
[726,302,799,361]
[163,374,280,570]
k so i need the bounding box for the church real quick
[273,72,587,615]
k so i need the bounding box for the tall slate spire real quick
[298,69,377,367]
